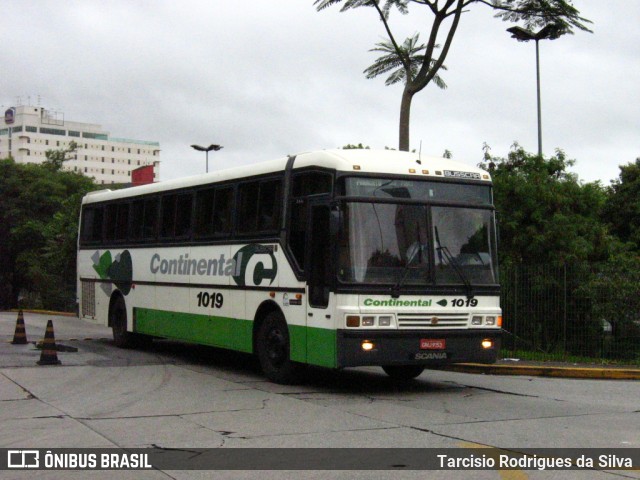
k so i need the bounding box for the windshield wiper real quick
[391,243,422,298]
[434,226,475,300]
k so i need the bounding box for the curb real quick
[8,309,76,318]
[438,363,640,380]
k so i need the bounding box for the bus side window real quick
[213,187,233,236]
[80,206,104,244]
[130,200,145,240]
[160,194,177,239]
[257,179,281,231]
[174,193,193,238]
[143,198,159,240]
[237,182,259,234]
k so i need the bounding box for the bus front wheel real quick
[256,311,303,384]
[382,365,425,381]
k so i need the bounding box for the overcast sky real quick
[2,1,638,185]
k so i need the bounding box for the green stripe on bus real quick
[135,308,253,353]
[134,308,337,368]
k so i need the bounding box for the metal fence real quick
[500,263,640,364]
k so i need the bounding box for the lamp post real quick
[191,144,223,173]
[507,24,564,158]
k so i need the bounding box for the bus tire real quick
[110,296,136,348]
[256,311,303,384]
[382,365,425,381]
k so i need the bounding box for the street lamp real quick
[507,24,565,158]
[191,144,223,173]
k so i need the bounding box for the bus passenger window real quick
[213,187,233,236]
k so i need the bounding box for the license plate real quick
[420,339,446,350]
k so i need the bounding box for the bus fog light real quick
[362,316,375,327]
[485,316,496,325]
[378,315,392,326]
[472,316,483,325]
[347,315,360,328]
[481,339,494,349]
[362,340,375,351]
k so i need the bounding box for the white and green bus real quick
[78,149,502,383]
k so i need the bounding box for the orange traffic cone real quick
[37,320,61,365]
[11,310,28,345]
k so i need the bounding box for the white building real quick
[0,104,160,184]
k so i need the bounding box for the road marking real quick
[458,441,528,480]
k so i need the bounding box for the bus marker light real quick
[362,340,375,351]
[269,292,275,298]
[347,315,360,328]
[481,339,494,349]
[408,168,416,173]
[353,165,361,170]
[362,316,374,327]
[295,294,302,300]
[497,316,503,327]
[422,170,429,175]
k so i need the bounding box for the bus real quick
[77,149,502,383]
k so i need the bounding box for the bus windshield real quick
[338,201,498,287]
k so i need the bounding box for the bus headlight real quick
[485,316,496,326]
[362,316,375,327]
[378,316,392,327]
[472,316,483,325]
[362,340,375,351]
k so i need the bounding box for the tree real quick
[315,0,592,151]
[43,140,78,170]
[480,143,608,266]
[0,155,96,310]
[602,158,640,251]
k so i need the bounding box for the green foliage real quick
[364,34,447,88]
[0,155,97,310]
[480,143,609,267]
[43,140,78,171]
[603,158,640,250]
[342,143,370,149]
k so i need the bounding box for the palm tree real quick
[364,34,447,88]
[315,0,592,152]
[364,34,447,150]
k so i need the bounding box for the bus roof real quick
[82,149,490,204]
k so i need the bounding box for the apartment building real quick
[0,104,160,184]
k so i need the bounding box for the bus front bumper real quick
[336,329,501,368]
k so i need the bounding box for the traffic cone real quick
[37,320,61,366]
[11,310,28,345]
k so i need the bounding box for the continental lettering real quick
[363,298,432,307]
[150,252,241,277]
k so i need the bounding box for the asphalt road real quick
[1,312,638,480]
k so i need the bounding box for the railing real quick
[500,263,640,364]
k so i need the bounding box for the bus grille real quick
[397,312,468,329]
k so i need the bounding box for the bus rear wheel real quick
[382,365,425,381]
[256,311,303,384]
